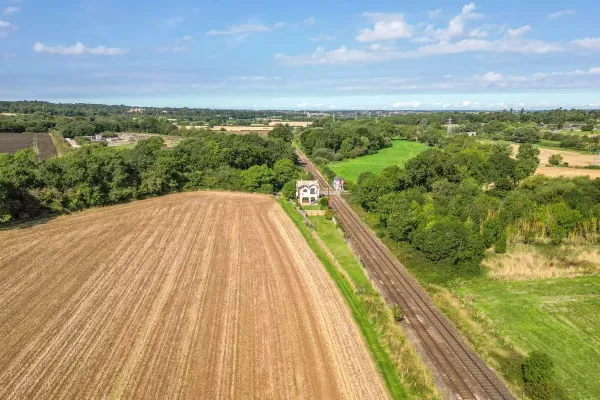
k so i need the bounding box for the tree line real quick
[0,130,299,224]
[299,119,393,164]
[351,136,600,281]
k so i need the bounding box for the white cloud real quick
[356,13,412,42]
[547,9,575,20]
[506,25,532,38]
[392,101,422,108]
[428,9,442,19]
[296,102,308,108]
[303,16,316,25]
[589,67,600,74]
[480,72,503,82]
[276,36,566,65]
[433,2,482,41]
[33,42,129,56]
[206,23,283,36]
[3,6,20,15]
[0,19,15,28]
[468,26,489,38]
[572,37,600,50]
[155,35,192,53]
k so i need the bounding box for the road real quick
[296,148,515,400]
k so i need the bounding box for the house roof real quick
[296,180,319,188]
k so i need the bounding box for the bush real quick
[494,231,508,253]
[281,180,296,199]
[318,196,329,209]
[325,209,334,220]
[410,217,485,264]
[548,154,563,166]
[522,352,568,400]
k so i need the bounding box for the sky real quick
[1,0,599,110]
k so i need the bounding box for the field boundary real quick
[280,199,439,400]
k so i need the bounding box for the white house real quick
[296,180,320,204]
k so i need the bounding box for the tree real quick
[241,165,274,192]
[515,144,540,181]
[268,124,294,142]
[272,159,297,189]
[281,180,296,199]
[548,154,563,166]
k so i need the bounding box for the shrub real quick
[522,352,568,400]
[281,180,296,199]
[325,209,334,220]
[318,196,329,209]
[494,231,508,253]
[410,217,485,264]
[548,154,563,166]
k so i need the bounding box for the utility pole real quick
[447,117,453,135]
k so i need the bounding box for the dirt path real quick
[0,192,388,400]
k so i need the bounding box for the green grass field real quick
[329,140,428,182]
[452,276,600,399]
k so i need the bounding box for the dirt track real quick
[0,192,388,399]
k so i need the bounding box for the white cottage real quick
[296,180,320,204]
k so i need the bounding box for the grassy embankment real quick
[328,140,427,183]
[279,199,438,400]
[49,131,71,156]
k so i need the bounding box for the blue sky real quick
[1,0,599,109]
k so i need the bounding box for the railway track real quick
[296,148,515,400]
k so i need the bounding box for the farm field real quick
[329,140,427,182]
[451,276,600,399]
[535,166,600,178]
[0,192,388,400]
[0,132,57,159]
[510,143,597,167]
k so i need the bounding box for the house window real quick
[310,187,317,194]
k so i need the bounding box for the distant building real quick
[466,132,477,137]
[333,176,345,191]
[296,180,320,204]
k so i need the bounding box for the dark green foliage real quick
[318,196,329,209]
[299,120,391,162]
[522,352,568,400]
[351,137,599,280]
[268,123,294,142]
[411,217,485,264]
[548,154,564,165]
[0,131,299,224]
[281,180,297,199]
[324,209,334,220]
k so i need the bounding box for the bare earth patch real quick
[535,166,600,178]
[0,192,388,399]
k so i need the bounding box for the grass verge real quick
[279,198,438,400]
[49,131,71,156]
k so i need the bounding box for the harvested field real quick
[268,121,311,127]
[0,132,56,159]
[0,192,388,400]
[510,143,597,167]
[535,166,600,178]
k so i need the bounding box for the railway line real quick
[296,148,515,400]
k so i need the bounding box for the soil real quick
[0,192,388,399]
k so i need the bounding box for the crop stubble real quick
[0,192,388,399]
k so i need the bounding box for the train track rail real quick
[296,148,515,400]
